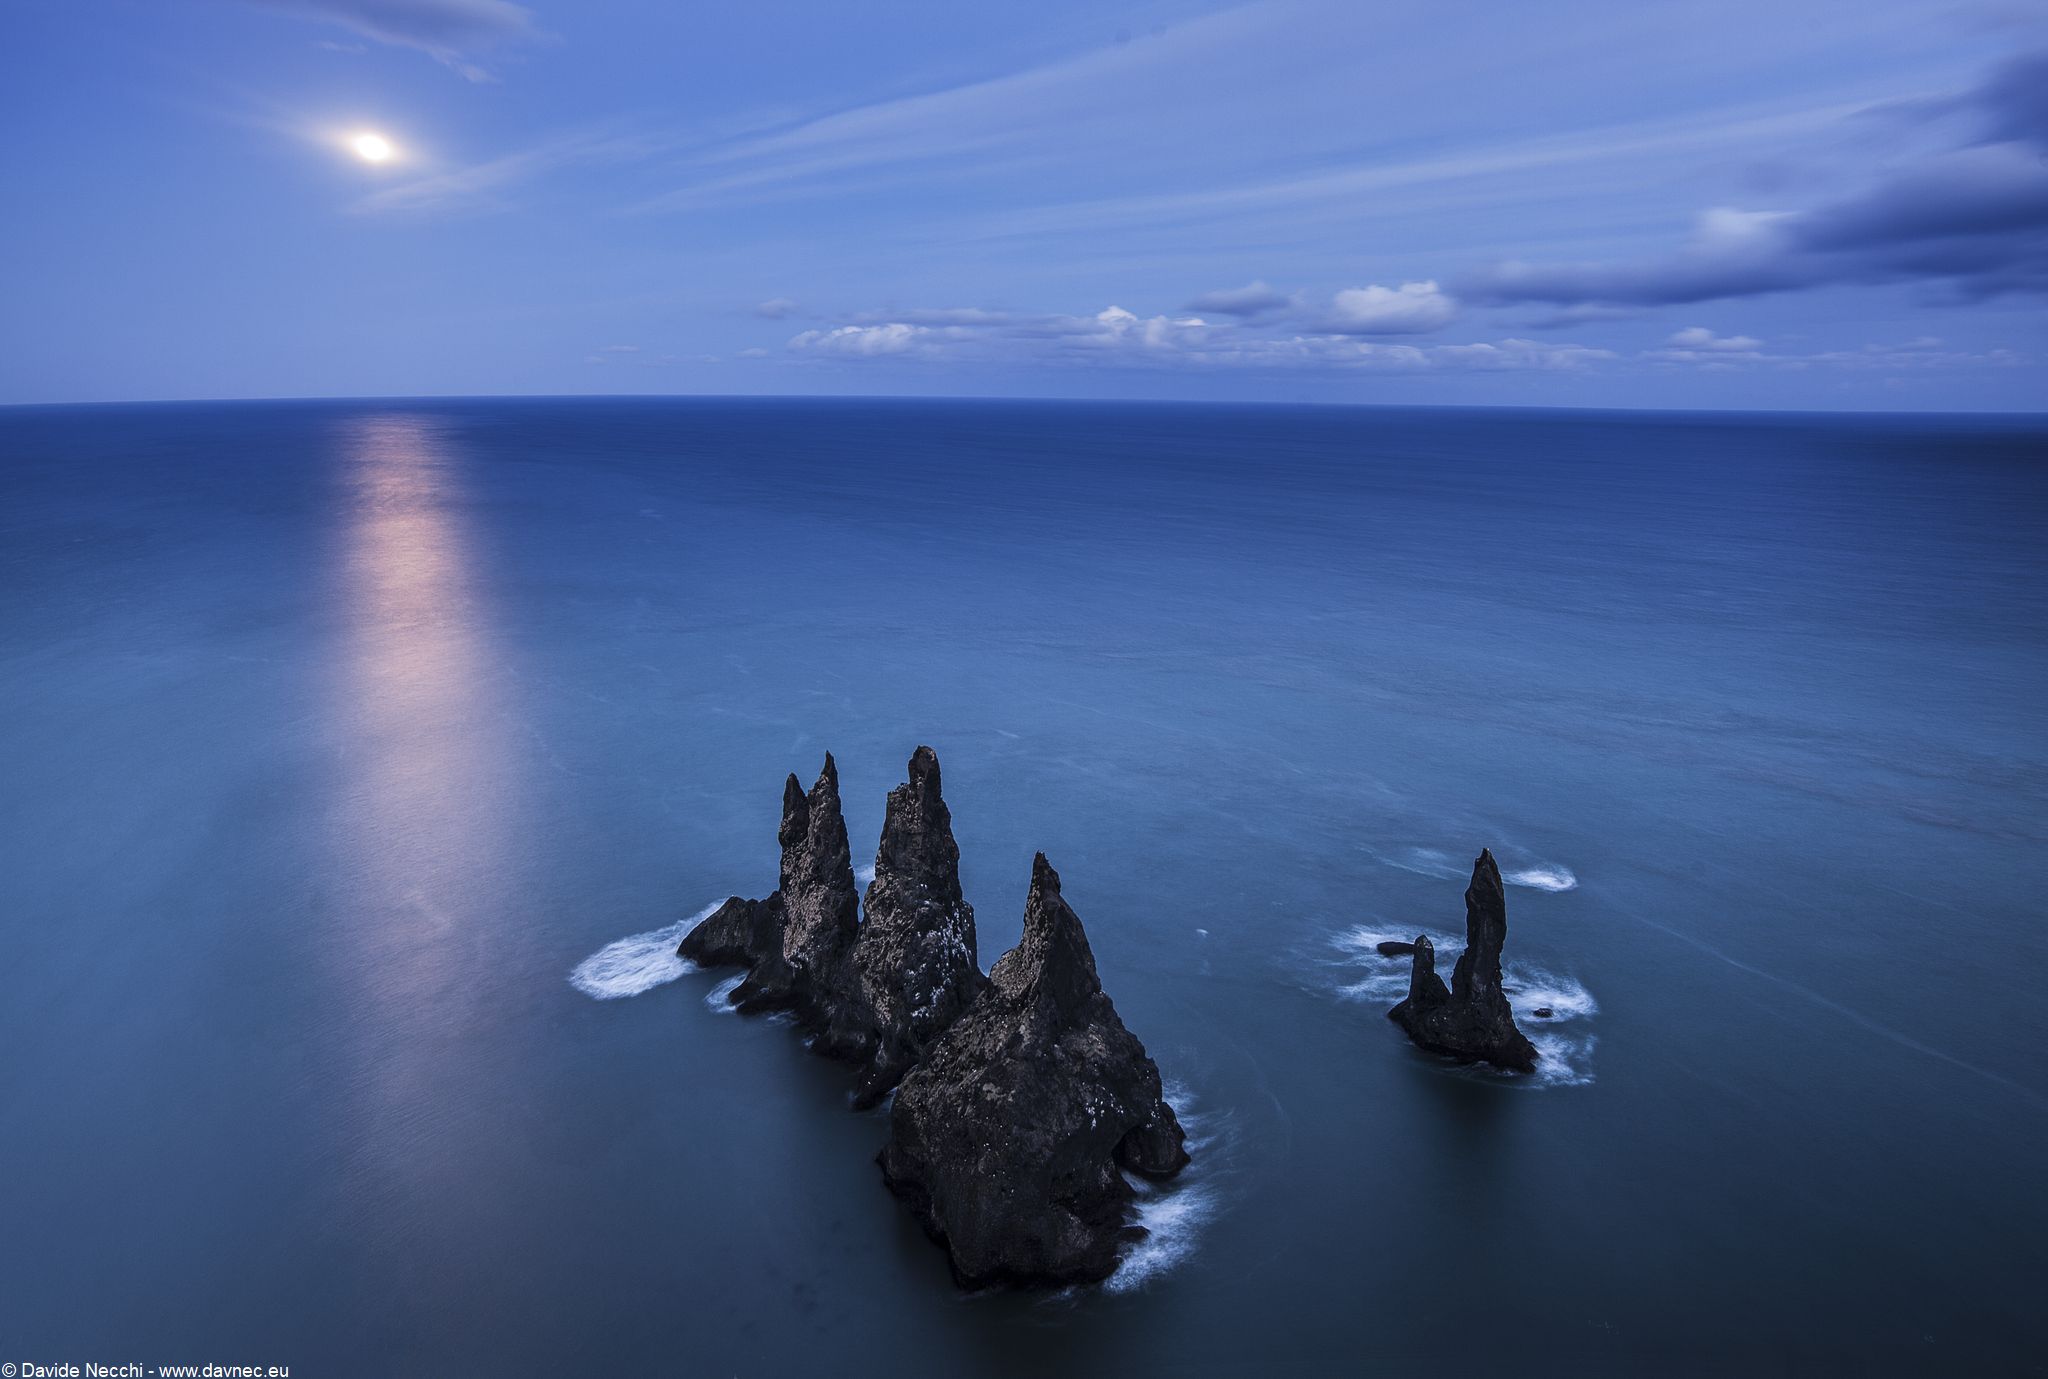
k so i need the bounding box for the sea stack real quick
[679,754,863,1044]
[1388,848,1538,1073]
[879,853,1189,1287]
[845,746,989,1108]
[679,747,987,1092]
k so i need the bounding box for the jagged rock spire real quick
[873,747,954,886]
[993,852,1107,1021]
[847,746,988,1107]
[1451,847,1509,1004]
[1402,933,1449,1014]
[777,754,859,968]
[1388,848,1538,1073]
[681,754,860,1020]
[879,852,1189,1287]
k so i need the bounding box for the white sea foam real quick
[1331,924,1424,1006]
[1374,845,1578,892]
[855,863,876,887]
[1105,1081,1233,1294]
[1525,1029,1599,1087]
[1505,967,1599,1023]
[1329,924,1598,1087]
[704,973,744,1013]
[568,900,723,1000]
[1504,865,1578,892]
[1107,1178,1219,1294]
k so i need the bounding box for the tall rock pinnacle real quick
[878,853,1189,1287]
[1388,848,1538,1072]
[774,754,860,983]
[846,746,989,1107]
[680,754,861,1029]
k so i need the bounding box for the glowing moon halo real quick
[351,132,394,163]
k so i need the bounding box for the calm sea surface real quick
[2,398,2044,1375]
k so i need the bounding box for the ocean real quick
[1,397,2043,1375]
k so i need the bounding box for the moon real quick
[351,132,394,163]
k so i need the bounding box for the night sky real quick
[4,0,2044,408]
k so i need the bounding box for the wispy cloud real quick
[616,0,1939,251]
[1463,53,2048,308]
[632,6,1280,215]
[1668,326,1765,352]
[1176,281,1460,336]
[876,94,1883,254]
[1644,335,2023,371]
[245,0,543,80]
[781,301,2026,378]
[336,0,1992,295]
[786,302,1604,374]
[789,323,934,358]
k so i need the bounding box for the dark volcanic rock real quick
[1388,849,1539,1073]
[846,747,989,1108]
[677,894,783,970]
[1399,933,1450,1013]
[1375,939,1418,958]
[878,853,1188,1288]
[678,755,863,1035]
[1532,1007,1554,1019]
[766,755,860,993]
[679,749,984,1085]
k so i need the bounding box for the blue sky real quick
[4,0,2045,408]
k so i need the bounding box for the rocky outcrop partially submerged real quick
[680,749,983,1095]
[679,749,1187,1286]
[1388,848,1538,1073]
[678,754,862,1043]
[880,853,1188,1287]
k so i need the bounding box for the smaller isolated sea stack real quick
[1388,848,1538,1073]
[879,853,1189,1288]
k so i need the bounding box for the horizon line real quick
[4,390,2044,421]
